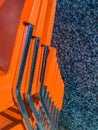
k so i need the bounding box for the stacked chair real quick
[0,0,64,129]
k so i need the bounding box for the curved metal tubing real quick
[16,24,33,130]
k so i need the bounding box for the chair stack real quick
[0,0,64,129]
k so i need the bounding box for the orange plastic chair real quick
[0,0,25,112]
[0,0,64,129]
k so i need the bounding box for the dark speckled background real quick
[52,0,98,130]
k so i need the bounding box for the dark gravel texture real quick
[52,0,98,130]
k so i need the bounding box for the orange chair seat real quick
[0,0,24,72]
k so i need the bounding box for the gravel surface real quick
[52,0,98,130]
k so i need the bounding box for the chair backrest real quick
[0,0,24,72]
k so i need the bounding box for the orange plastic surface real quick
[0,105,25,130]
[40,0,56,45]
[33,0,48,37]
